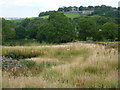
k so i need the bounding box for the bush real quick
[20,60,36,68]
[20,60,36,67]
[5,51,20,60]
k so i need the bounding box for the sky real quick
[0,0,119,17]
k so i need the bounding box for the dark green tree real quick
[27,23,39,39]
[90,15,115,25]
[58,8,64,12]
[101,22,118,41]
[88,6,94,10]
[92,26,105,41]
[15,26,26,39]
[79,6,87,11]
[77,18,96,40]
[48,11,76,43]
[21,18,30,27]
[27,19,48,39]
[36,22,55,43]
[2,18,15,42]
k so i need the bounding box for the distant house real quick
[82,10,94,15]
[113,9,117,11]
[58,6,94,14]
[71,7,79,11]
[71,7,76,11]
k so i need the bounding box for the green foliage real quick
[39,11,55,17]
[77,18,96,40]
[2,18,16,42]
[27,19,47,39]
[38,12,81,19]
[93,5,113,16]
[2,39,40,46]
[84,66,102,74]
[105,11,119,18]
[37,11,77,43]
[15,26,27,39]
[90,15,115,25]
[36,22,55,43]
[39,15,49,19]
[20,60,36,68]
[58,6,73,12]
[27,21,40,39]
[21,18,31,27]
[2,5,118,45]
[4,49,40,60]
[101,22,118,41]
[5,51,23,60]
[48,11,76,43]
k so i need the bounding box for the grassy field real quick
[10,12,81,23]
[38,12,81,19]
[10,16,48,23]
[2,42,118,88]
[64,12,80,18]
[0,70,1,89]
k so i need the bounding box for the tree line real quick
[39,5,118,18]
[2,10,119,45]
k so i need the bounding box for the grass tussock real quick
[2,42,118,88]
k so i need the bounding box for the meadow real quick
[2,42,119,88]
[10,12,81,23]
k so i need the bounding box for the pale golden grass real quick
[2,42,118,88]
[2,71,49,88]
[0,46,2,89]
[27,57,61,64]
[0,69,2,89]
[2,71,73,88]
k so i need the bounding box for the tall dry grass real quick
[0,69,2,89]
[2,42,119,88]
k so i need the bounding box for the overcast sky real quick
[0,0,119,17]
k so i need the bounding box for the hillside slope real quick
[10,12,81,23]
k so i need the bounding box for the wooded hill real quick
[2,5,119,45]
[39,5,118,18]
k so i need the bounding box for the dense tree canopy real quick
[48,11,76,43]
[2,18,15,42]
[77,18,96,40]
[2,5,118,45]
[15,26,26,39]
[21,18,31,27]
[37,11,76,43]
[27,21,40,39]
[27,19,48,39]
[101,22,118,41]
[36,22,55,43]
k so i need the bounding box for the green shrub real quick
[4,50,40,60]
[84,66,103,74]
[20,60,36,68]
[5,51,20,60]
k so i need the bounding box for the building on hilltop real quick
[58,6,94,14]
[81,10,94,15]
[71,7,79,11]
